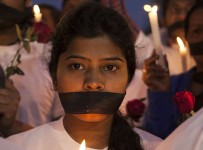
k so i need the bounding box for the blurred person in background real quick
[0,0,64,137]
[149,0,196,75]
[142,1,203,139]
[39,4,60,33]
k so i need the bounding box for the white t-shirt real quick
[120,69,148,115]
[135,31,154,69]
[0,41,64,127]
[119,31,151,115]
[0,137,24,150]
[156,108,203,150]
[7,117,162,150]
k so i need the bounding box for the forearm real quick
[143,90,178,139]
[1,120,33,137]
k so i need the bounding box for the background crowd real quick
[0,0,202,150]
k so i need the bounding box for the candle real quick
[177,37,187,72]
[144,5,165,68]
[33,4,42,22]
[79,140,86,150]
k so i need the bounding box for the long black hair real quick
[49,2,142,150]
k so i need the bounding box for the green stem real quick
[6,43,23,78]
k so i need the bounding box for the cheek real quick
[193,56,203,64]
[56,68,83,93]
[165,16,175,27]
[105,71,128,93]
[165,11,178,27]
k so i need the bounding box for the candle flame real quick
[144,5,151,12]
[177,37,187,54]
[79,140,86,150]
[151,5,158,13]
[33,4,40,14]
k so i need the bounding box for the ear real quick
[51,72,57,91]
[53,80,57,91]
[25,0,32,7]
[52,74,57,91]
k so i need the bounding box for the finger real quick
[144,54,159,67]
[0,81,20,103]
[144,71,169,86]
[163,55,170,72]
[0,105,18,115]
[0,96,10,104]
[0,79,15,95]
[5,79,15,90]
[0,112,16,130]
[0,88,20,100]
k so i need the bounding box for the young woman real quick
[7,2,162,150]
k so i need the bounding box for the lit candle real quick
[177,37,187,72]
[144,5,165,68]
[33,4,42,22]
[79,140,86,150]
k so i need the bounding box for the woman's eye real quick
[170,6,180,14]
[190,28,202,37]
[104,65,118,71]
[70,64,84,70]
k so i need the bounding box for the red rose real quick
[33,22,52,43]
[173,91,195,114]
[126,99,145,122]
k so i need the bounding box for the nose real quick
[177,14,186,22]
[84,81,104,91]
[177,10,187,22]
[83,70,104,91]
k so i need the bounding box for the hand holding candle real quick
[79,140,86,150]
[144,5,166,68]
[177,37,187,72]
[33,4,42,22]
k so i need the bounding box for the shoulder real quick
[133,127,162,150]
[7,122,52,141]
[156,108,203,150]
[7,118,63,148]
[0,138,24,150]
[29,41,52,56]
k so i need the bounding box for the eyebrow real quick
[65,55,124,62]
[65,55,91,61]
[100,57,124,62]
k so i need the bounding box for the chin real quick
[73,114,112,123]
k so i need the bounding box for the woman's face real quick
[186,8,203,66]
[56,35,128,122]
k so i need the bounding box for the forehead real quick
[63,35,124,58]
[168,0,194,7]
[0,0,25,10]
[189,8,203,24]
[63,0,88,12]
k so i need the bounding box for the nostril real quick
[84,82,104,91]
[97,84,104,90]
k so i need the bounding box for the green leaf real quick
[5,67,15,78]
[5,66,24,78]
[17,55,21,64]
[15,24,22,41]
[23,41,31,53]
[15,67,24,76]
[25,27,33,40]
